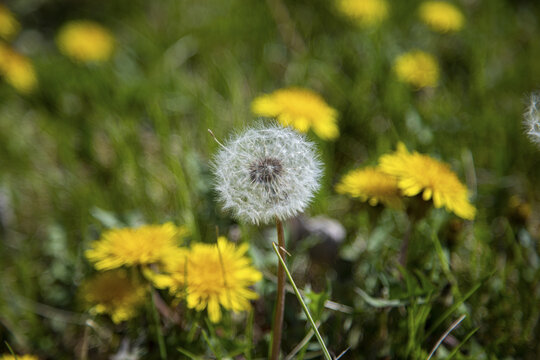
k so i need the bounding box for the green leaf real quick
[304,286,331,322]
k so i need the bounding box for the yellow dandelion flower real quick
[157,237,262,323]
[251,87,339,140]
[419,1,464,33]
[85,223,188,271]
[0,355,39,360]
[81,270,147,323]
[145,247,190,291]
[0,43,37,94]
[336,166,403,208]
[56,20,115,63]
[379,143,476,220]
[394,50,439,88]
[0,5,20,41]
[336,0,388,27]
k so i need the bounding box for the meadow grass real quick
[1,0,540,359]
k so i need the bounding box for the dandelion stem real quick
[151,290,167,360]
[265,0,306,53]
[80,324,90,360]
[270,218,286,360]
[399,218,412,267]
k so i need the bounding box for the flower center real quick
[249,157,283,184]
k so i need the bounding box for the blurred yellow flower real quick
[0,356,39,360]
[336,0,388,26]
[379,143,476,220]
[0,5,20,40]
[81,270,147,323]
[252,87,339,140]
[157,237,262,323]
[393,50,439,88]
[419,1,464,33]
[145,247,189,292]
[336,166,403,208]
[56,20,115,63]
[85,223,188,271]
[0,43,37,93]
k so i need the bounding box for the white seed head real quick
[212,124,323,225]
[525,93,540,147]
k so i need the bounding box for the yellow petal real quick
[207,297,222,323]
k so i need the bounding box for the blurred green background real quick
[1,0,540,359]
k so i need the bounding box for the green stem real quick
[272,242,333,360]
[270,218,286,360]
[245,308,254,360]
[399,217,413,267]
[151,290,167,360]
[4,342,18,360]
[201,328,220,358]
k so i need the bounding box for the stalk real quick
[151,290,167,360]
[399,219,412,267]
[270,218,286,360]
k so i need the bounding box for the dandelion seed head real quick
[213,124,323,224]
[524,93,540,147]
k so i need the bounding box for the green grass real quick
[1,0,540,358]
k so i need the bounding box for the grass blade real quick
[426,314,466,360]
[446,328,479,360]
[4,342,18,360]
[272,242,333,360]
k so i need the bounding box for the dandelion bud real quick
[524,93,540,147]
[212,124,323,225]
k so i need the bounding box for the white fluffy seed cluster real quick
[213,124,322,225]
[525,93,540,147]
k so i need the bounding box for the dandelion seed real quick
[81,270,147,323]
[212,124,323,224]
[336,0,389,27]
[0,43,37,94]
[379,143,476,220]
[393,50,439,89]
[251,87,339,140]
[56,20,115,63]
[336,166,403,208]
[85,223,188,271]
[0,4,20,41]
[524,93,540,147]
[419,1,465,33]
